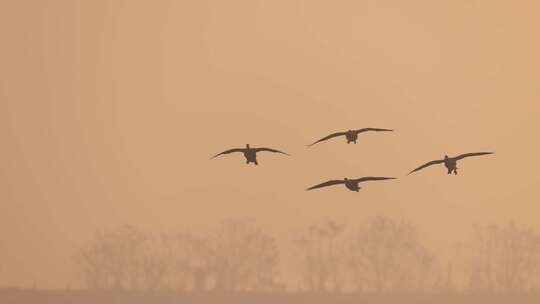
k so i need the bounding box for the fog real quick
[1,1,539,298]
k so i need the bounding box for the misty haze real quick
[1,1,539,303]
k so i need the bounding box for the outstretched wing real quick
[408,159,445,175]
[308,132,347,147]
[355,128,394,133]
[253,147,290,156]
[210,148,244,159]
[454,152,494,161]
[354,176,397,183]
[306,180,345,191]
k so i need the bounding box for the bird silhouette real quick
[408,152,494,175]
[306,176,396,192]
[211,144,290,165]
[308,128,393,146]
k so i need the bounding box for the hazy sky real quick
[1,0,539,288]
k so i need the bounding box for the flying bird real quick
[408,152,494,175]
[308,128,393,146]
[306,176,396,192]
[211,144,290,165]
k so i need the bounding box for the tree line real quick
[74,217,540,293]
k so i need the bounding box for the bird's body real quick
[344,178,361,191]
[306,176,396,192]
[408,152,494,175]
[211,144,289,165]
[243,148,258,165]
[345,130,359,144]
[308,128,393,146]
[443,156,458,175]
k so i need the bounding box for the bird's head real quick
[344,177,349,181]
[246,144,250,149]
[444,155,449,159]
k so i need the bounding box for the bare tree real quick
[74,225,148,290]
[74,220,282,292]
[466,222,540,293]
[183,235,216,291]
[208,219,281,292]
[138,235,171,291]
[75,226,187,291]
[294,219,345,292]
[157,233,214,291]
[344,217,435,293]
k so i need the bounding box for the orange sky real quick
[1,0,539,288]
